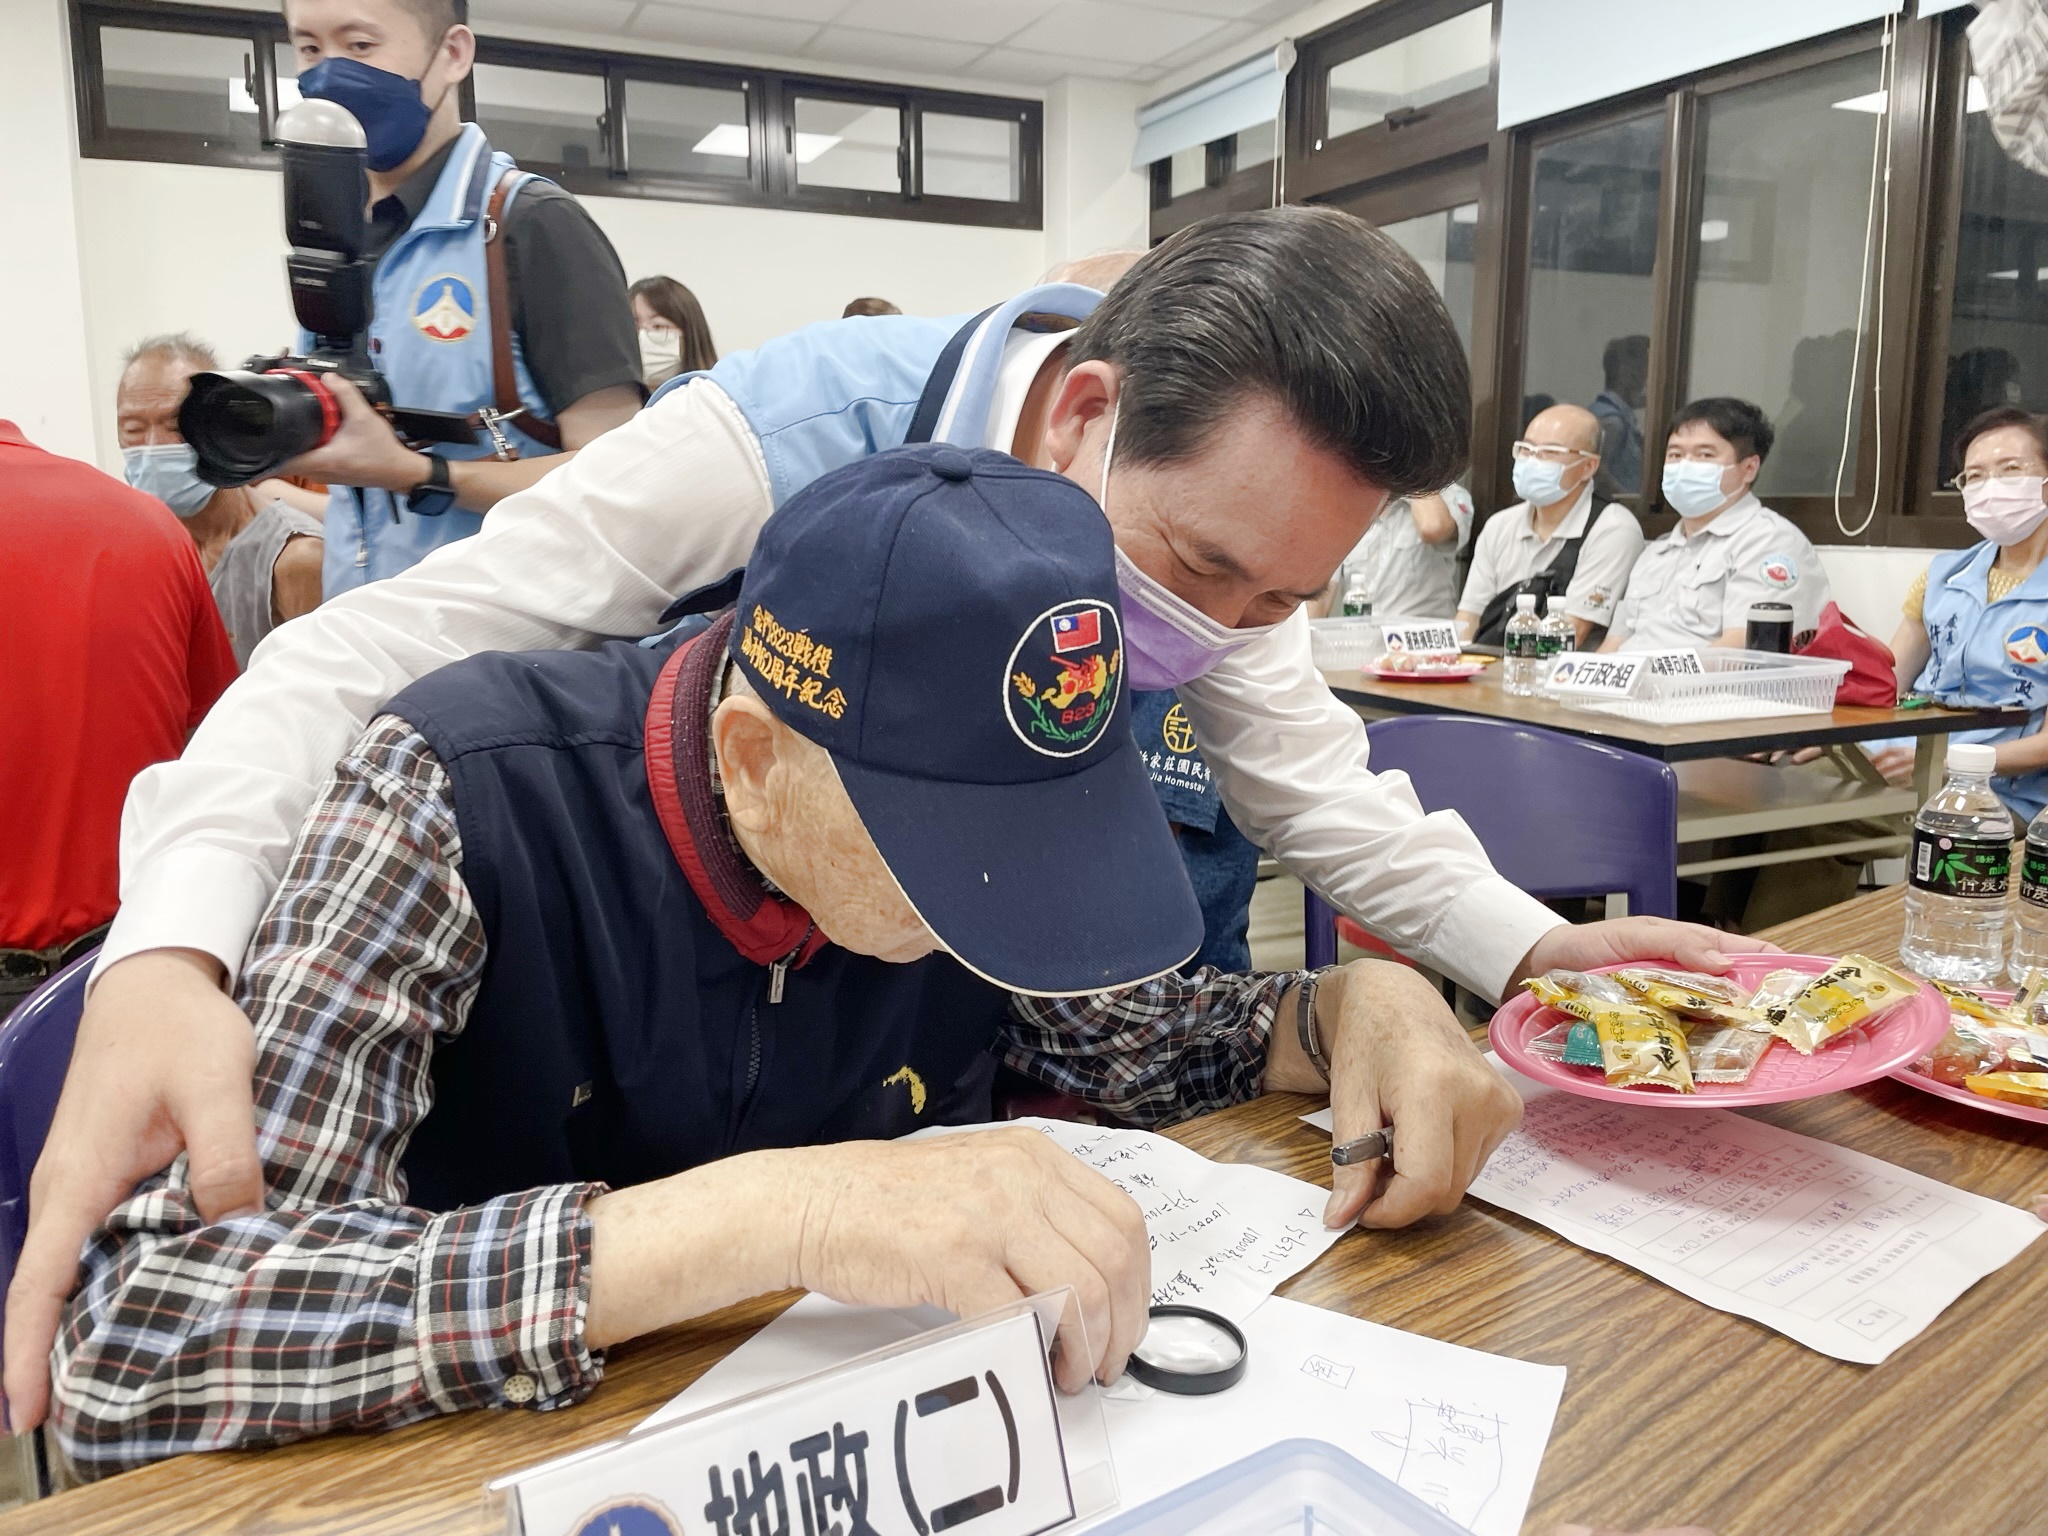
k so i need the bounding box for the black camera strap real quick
[474,169,563,457]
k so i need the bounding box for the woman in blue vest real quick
[1890,407,2048,826]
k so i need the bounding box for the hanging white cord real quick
[1834,15,1898,539]
[1271,58,1289,208]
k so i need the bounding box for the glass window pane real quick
[795,98,900,192]
[1326,5,1492,141]
[100,26,261,150]
[922,111,1020,201]
[1520,114,1663,502]
[1234,119,1277,171]
[1167,144,1206,198]
[1684,52,1885,498]
[627,79,749,180]
[1381,203,1478,358]
[471,62,606,172]
[1940,76,2048,486]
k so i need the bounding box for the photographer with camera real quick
[269,0,641,595]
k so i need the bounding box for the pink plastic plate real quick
[1491,953,1951,1107]
[1365,662,1486,683]
[1889,986,2048,1128]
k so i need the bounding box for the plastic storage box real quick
[1555,646,1851,726]
[1081,1438,1473,1536]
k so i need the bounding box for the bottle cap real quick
[1949,743,1997,775]
[1546,596,1566,615]
[1515,593,1537,612]
[1748,601,1793,620]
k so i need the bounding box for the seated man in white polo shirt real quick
[1456,404,1643,646]
[1604,397,1831,653]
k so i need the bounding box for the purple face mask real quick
[1101,400,1279,690]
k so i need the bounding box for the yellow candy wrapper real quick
[1766,954,1920,1055]
[1613,966,1763,1028]
[1523,971,1694,1092]
[1743,968,1812,1031]
[1928,979,2022,1029]
[1962,1071,2048,1108]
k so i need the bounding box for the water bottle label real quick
[1908,829,2011,898]
[1510,630,1545,659]
[1535,634,1567,658]
[2023,838,2048,905]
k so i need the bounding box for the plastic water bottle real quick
[2012,804,2048,981]
[1340,569,1373,618]
[1503,593,1542,696]
[1901,743,2012,983]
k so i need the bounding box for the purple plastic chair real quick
[1304,717,1678,969]
[0,950,90,1498]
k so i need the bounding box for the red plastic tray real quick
[1364,662,1486,683]
[1490,953,1950,1107]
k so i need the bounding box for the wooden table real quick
[18,885,2046,1536]
[1326,667,2024,882]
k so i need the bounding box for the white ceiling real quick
[472,0,1310,87]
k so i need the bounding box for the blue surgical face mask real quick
[1662,459,1735,519]
[297,55,436,172]
[122,443,214,518]
[1512,456,1571,508]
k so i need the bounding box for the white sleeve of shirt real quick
[1175,609,1562,1003]
[1443,482,1476,552]
[101,381,776,985]
[1458,511,1510,615]
[1562,504,1646,626]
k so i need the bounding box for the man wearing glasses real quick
[1456,403,1644,646]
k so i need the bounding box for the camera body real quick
[181,101,474,486]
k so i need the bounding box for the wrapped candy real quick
[1763,954,1919,1055]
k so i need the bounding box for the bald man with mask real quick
[1458,403,1646,647]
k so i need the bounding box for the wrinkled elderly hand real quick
[1319,961,1523,1231]
[794,1126,1150,1392]
[1513,918,1780,993]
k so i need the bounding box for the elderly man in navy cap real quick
[50,445,1510,1475]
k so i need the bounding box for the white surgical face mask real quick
[122,442,214,518]
[639,327,682,385]
[1099,398,1279,691]
[1512,456,1571,508]
[1963,476,2048,546]
[1662,459,1735,520]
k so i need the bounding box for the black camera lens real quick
[180,369,335,486]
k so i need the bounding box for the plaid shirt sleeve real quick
[1000,968,1302,1127]
[52,716,605,1478]
[1972,0,2048,178]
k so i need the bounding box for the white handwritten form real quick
[645,1295,1564,1536]
[910,1116,1344,1321]
[1462,1069,2046,1364]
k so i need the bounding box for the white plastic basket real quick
[1560,646,1851,725]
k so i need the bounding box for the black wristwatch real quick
[405,453,456,518]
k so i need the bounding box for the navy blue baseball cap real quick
[729,443,1201,995]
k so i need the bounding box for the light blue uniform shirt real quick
[1916,538,2048,823]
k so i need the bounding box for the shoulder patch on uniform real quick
[2006,625,2048,666]
[1758,552,1799,589]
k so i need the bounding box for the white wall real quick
[2,0,98,461]
[1042,76,1149,267]
[1815,544,1927,641]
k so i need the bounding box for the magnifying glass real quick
[1125,1305,1247,1395]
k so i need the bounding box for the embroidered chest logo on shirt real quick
[882,1065,928,1114]
[2007,624,2048,666]
[1758,553,1799,589]
[1007,600,1121,757]
[1161,702,1198,755]
[411,274,477,343]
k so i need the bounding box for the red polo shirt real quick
[0,421,238,951]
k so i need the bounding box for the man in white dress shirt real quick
[1457,404,1644,646]
[7,209,1766,1429]
[1329,485,1474,620]
[1605,398,1831,652]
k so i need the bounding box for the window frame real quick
[71,0,1043,231]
